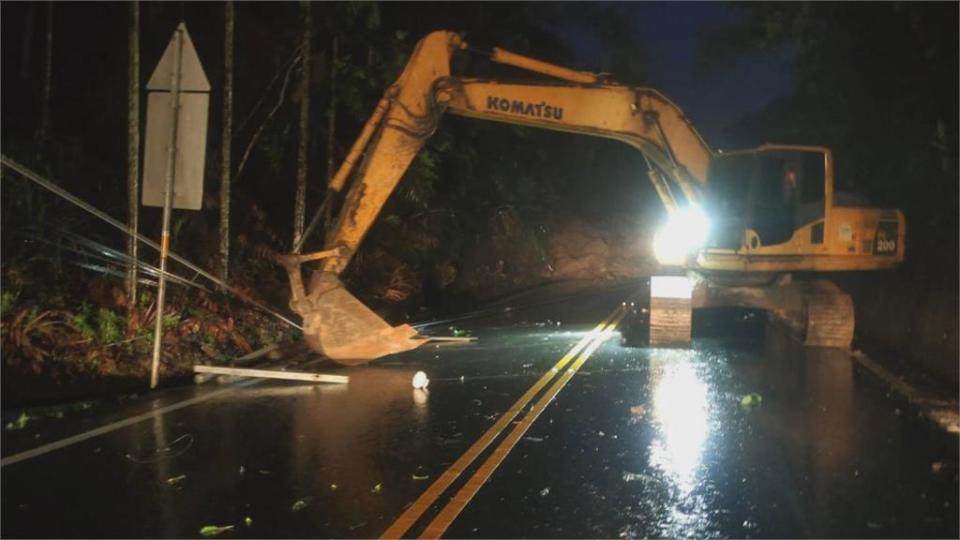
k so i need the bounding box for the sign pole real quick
[150,26,184,390]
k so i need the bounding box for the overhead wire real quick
[0,155,302,330]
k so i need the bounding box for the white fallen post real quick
[193,365,348,384]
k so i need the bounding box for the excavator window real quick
[798,151,826,225]
[753,155,796,245]
[707,149,828,248]
[705,154,754,249]
[749,149,827,246]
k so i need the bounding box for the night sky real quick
[1,2,794,160]
[556,2,795,147]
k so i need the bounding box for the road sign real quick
[145,23,210,390]
[142,23,209,210]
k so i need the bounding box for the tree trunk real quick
[323,36,338,230]
[219,1,234,282]
[292,0,311,253]
[126,1,140,308]
[20,4,36,80]
[38,1,52,146]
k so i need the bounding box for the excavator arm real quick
[319,32,712,275]
[286,30,715,362]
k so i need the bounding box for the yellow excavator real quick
[279,30,905,363]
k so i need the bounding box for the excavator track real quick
[694,277,855,349]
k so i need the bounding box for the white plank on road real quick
[193,365,349,384]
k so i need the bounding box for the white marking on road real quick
[1,379,258,468]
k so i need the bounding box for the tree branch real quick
[234,50,303,184]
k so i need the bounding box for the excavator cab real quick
[696,144,905,274]
[705,146,827,250]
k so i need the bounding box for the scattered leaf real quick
[291,498,311,512]
[199,525,234,537]
[411,465,431,481]
[740,393,763,409]
[330,484,338,491]
[5,412,30,431]
[371,483,382,494]
[165,474,187,486]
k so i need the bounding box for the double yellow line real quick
[382,304,628,539]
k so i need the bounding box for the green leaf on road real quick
[5,412,30,431]
[740,393,763,409]
[199,525,234,537]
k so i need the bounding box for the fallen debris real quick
[244,517,252,527]
[426,336,477,343]
[740,393,763,409]
[412,466,430,481]
[193,365,348,384]
[291,498,311,512]
[199,525,234,537]
[622,472,652,483]
[412,371,430,389]
[5,412,30,431]
[371,483,382,494]
[165,474,187,486]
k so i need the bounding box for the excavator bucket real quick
[301,285,427,365]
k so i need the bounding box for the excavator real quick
[279,30,905,364]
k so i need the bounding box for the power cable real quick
[0,155,302,330]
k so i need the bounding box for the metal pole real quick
[150,27,184,390]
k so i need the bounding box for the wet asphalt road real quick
[2,281,958,539]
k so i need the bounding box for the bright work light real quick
[653,205,710,266]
